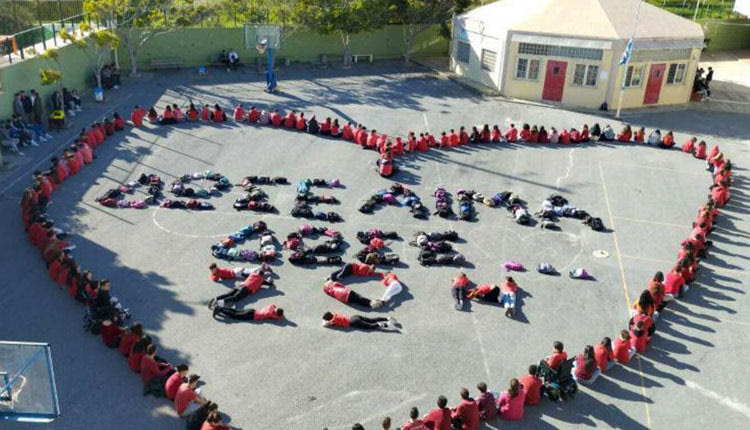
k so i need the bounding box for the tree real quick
[296,0,391,67]
[60,24,119,89]
[83,0,206,76]
[391,0,454,65]
[39,48,64,91]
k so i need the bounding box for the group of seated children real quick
[20,119,230,430]
[105,320,229,429]
[1,114,54,155]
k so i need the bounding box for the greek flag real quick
[620,38,634,65]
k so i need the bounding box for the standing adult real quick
[21,90,34,123]
[31,90,45,126]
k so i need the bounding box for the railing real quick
[0,13,108,65]
[649,0,749,20]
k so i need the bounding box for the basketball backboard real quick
[0,341,60,423]
[244,25,281,51]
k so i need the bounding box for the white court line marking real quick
[601,161,707,176]
[471,313,492,381]
[685,380,750,419]
[614,216,689,229]
[422,112,430,133]
[598,163,652,427]
[0,95,133,196]
[554,148,576,189]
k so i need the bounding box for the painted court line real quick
[554,148,576,189]
[422,112,430,133]
[685,380,750,419]
[470,313,493,381]
[598,163,652,427]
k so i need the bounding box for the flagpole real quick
[615,0,644,120]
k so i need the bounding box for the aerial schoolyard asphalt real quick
[1,61,748,430]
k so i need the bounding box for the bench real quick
[149,57,183,70]
[352,54,373,63]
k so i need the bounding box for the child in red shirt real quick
[113,113,125,130]
[248,106,260,123]
[452,272,469,310]
[449,129,460,147]
[201,104,211,121]
[321,311,396,331]
[342,122,354,140]
[130,105,145,126]
[682,137,697,153]
[613,330,635,364]
[164,364,188,400]
[440,132,449,147]
[212,303,284,321]
[546,341,567,369]
[234,104,246,121]
[580,125,590,142]
[284,110,296,128]
[459,127,469,145]
[270,110,282,127]
[505,124,518,142]
[519,124,531,142]
[187,104,199,122]
[694,140,707,159]
[630,321,650,353]
[559,128,571,144]
[491,125,502,143]
[661,130,675,148]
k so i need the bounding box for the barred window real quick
[631,48,691,63]
[481,49,497,71]
[573,64,599,87]
[667,63,686,84]
[516,58,528,79]
[585,65,599,86]
[624,65,643,88]
[516,58,540,80]
[456,41,470,63]
[518,42,603,61]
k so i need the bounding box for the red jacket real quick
[505,127,518,142]
[254,304,282,320]
[140,355,171,385]
[234,107,246,121]
[452,399,480,430]
[323,282,351,303]
[424,407,451,430]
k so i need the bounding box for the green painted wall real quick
[118,25,449,70]
[0,42,93,119]
[701,19,750,51]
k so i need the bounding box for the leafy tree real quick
[39,48,65,91]
[60,23,119,89]
[391,0,454,64]
[84,0,206,76]
[296,0,391,67]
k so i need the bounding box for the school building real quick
[450,0,705,110]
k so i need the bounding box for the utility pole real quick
[615,0,644,120]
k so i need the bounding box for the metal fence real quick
[0,0,85,33]
[649,0,748,20]
[0,13,107,65]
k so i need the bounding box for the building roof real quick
[458,0,704,42]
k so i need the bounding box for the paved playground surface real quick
[1,62,749,430]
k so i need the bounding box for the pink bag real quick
[299,223,313,235]
[503,260,524,271]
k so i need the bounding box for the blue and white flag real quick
[620,38,634,65]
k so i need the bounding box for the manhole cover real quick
[593,250,610,258]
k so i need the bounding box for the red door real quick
[542,60,567,102]
[643,63,666,105]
